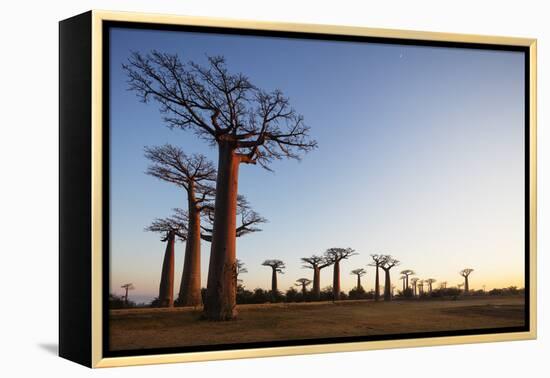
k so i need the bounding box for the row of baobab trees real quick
[261,254,474,301]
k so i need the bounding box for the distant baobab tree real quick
[369,254,385,301]
[418,280,425,295]
[457,282,464,291]
[235,259,248,290]
[399,275,407,292]
[262,259,286,297]
[325,248,358,300]
[123,52,317,320]
[410,277,419,296]
[295,278,312,295]
[400,269,415,290]
[121,283,134,305]
[145,145,216,307]
[350,268,366,290]
[380,255,400,301]
[146,218,187,307]
[425,278,437,294]
[440,281,448,289]
[391,284,396,298]
[301,255,333,300]
[460,268,474,294]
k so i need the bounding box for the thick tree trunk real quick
[405,275,409,289]
[333,260,341,300]
[158,231,175,307]
[204,142,240,320]
[178,191,202,306]
[271,268,278,295]
[402,279,405,292]
[383,269,391,301]
[413,283,417,296]
[301,284,307,295]
[312,267,321,300]
[357,275,361,290]
[464,276,469,294]
[374,265,380,301]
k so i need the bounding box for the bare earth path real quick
[109,296,525,351]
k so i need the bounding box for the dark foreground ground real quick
[109,296,525,351]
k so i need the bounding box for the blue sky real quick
[108,27,525,303]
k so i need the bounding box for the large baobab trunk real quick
[464,276,469,294]
[374,265,380,301]
[357,275,362,290]
[332,260,341,300]
[158,231,175,307]
[178,194,202,306]
[312,267,321,300]
[383,269,391,301]
[271,268,278,295]
[204,143,239,320]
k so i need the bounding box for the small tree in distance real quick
[301,255,333,300]
[380,255,400,301]
[262,259,286,298]
[460,268,474,294]
[369,254,385,301]
[410,277,419,297]
[350,268,366,291]
[295,278,312,296]
[325,248,358,301]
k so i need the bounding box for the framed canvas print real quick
[59,10,537,368]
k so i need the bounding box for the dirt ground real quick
[109,296,525,351]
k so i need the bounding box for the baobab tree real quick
[380,255,400,301]
[440,281,448,289]
[410,277,419,297]
[425,278,437,294]
[350,268,366,290]
[400,269,415,290]
[124,52,317,320]
[146,217,187,307]
[295,278,312,295]
[460,268,474,294]
[369,254,385,301]
[325,248,358,300]
[121,283,134,306]
[262,260,286,297]
[399,275,407,292]
[418,280,425,295]
[145,145,215,307]
[301,255,333,300]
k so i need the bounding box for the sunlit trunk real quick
[178,189,202,306]
[158,231,175,307]
[374,265,380,301]
[383,269,391,301]
[204,142,239,320]
[312,267,321,300]
[271,268,278,296]
[332,260,341,300]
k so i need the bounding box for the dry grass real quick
[109,296,525,351]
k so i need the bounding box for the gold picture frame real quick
[59,10,537,368]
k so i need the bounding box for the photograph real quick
[105,23,528,354]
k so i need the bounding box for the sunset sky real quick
[108,27,525,303]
